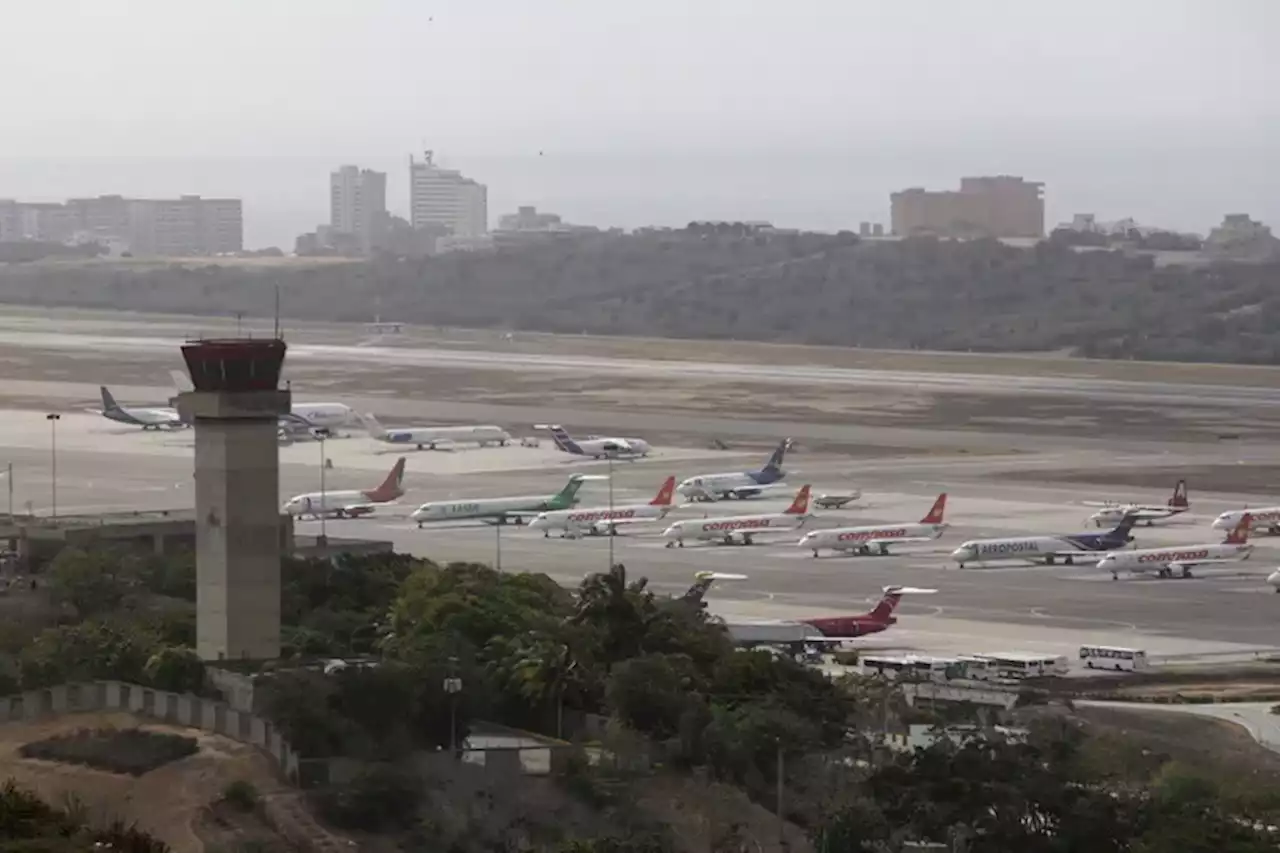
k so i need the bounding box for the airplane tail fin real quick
[358,412,387,438]
[368,457,407,501]
[100,386,121,412]
[921,493,947,524]
[763,438,791,473]
[1224,512,1251,545]
[1168,479,1189,509]
[866,587,905,623]
[549,427,584,455]
[650,476,676,506]
[556,476,587,504]
[169,370,193,393]
[784,484,811,515]
[1110,512,1138,540]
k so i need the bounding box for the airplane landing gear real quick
[1064,555,1075,566]
[812,550,819,558]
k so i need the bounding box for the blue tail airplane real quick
[676,439,792,501]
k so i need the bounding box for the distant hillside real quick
[1,231,1279,364]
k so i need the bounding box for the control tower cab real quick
[175,339,292,662]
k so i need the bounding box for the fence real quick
[0,680,300,781]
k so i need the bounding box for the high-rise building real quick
[128,196,243,256]
[409,150,488,238]
[329,165,387,254]
[891,176,1044,239]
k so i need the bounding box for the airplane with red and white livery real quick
[661,485,812,547]
[797,493,948,557]
[1096,513,1252,580]
[529,476,676,538]
[1213,505,1280,536]
[1085,479,1189,528]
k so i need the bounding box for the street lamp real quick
[607,455,615,570]
[318,434,327,542]
[45,414,60,519]
[444,656,463,754]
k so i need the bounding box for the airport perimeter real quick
[0,309,1278,671]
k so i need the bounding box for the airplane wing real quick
[1049,551,1107,563]
[336,503,378,517]
[590,517,664,534]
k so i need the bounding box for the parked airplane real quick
[813,490,863,510]
[540,425,651,460]
[89,387,185,430]
[662,485,811,547]
[1096,514,1252,580]
[281,458,406,519]
[1213,506,1280,536]
[529,477,677,538]
[798,493,948,557]
[360,413,512,450]
[170,370,354,434]
[950,514,1138,569]
[800,585,939,639]
[677,439,791,501]
[1085,479,1189,528]
[410,475,591,527]
[677,571,749,607]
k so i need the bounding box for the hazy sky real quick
[2,0,1277,244]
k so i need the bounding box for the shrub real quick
[20,727,198,776]
[310,764,421,832]
[221,780,260,812]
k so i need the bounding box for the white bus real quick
[861,655,964,682]
[971,652,1070,680]
[1079,645,1149,672]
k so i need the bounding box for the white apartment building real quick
[330,165,387,254]
[409,150,488,238]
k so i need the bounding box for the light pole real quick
[4,462,11,519]
[45,414,60,520]
[495,521,502,571]
[444,656,463,755]
[318,434,327,542]
[607,455,615,569]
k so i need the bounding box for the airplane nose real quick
[950,547,974,562]
[1267,570,1280,588]
[662,524,680,539]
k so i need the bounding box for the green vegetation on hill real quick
[1,544,1278,850]
[2,231,1279,363]
[0,779,170,851]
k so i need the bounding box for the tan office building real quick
[891,176,1044,239]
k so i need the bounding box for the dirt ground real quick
[0,712,290,852]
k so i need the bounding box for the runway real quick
[0,324,1278,409]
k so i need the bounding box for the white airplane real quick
[798,493,948,557]
[281,458,406,519]
[677,439,790,501]
[1085,479,1189,527]
[1267,569,1280,593]
[950,514,1139,569]
[410,475,593,527]
[540,425,652,460]
[529,477,677,538]
[1096,514,1253,580]
[662,485,812,547]
[89,387,185,430]
[813,490,863,510]
[170,371,353,434]
[359,413,512,450]
[1212,506,1280,536]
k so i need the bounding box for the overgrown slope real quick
[2,233,1278,363]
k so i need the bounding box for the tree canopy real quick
[2,232,1279,362]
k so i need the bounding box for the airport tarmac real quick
[2,410,1277,664]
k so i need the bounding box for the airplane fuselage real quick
[1214,508,1280,534]
[951,532,1127,567]
[677,470,782,500]
[1090,505,1184,527]
[800,522,947,556]
[1097,543,1252,578]
[530,504,670,537]
[377,425,512,449]
[106,407,185,429]
[283,489,380,518]
[411,494,562,524]
[663,512,807,546]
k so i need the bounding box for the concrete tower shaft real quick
[175,339,291,662]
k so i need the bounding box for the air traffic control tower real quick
[175,339,292,661]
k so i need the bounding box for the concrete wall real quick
[0,681,300,782]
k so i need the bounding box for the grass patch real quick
[20,726,198,776]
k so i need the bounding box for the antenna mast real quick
[273,283,281,340]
